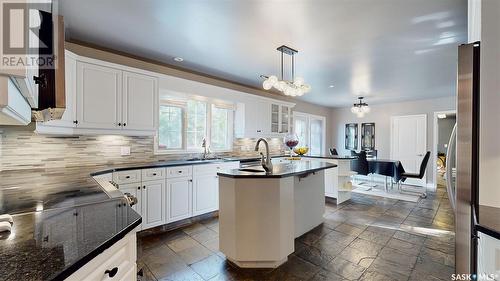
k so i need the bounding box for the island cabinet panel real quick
[166,177,192,223]
[141,180,165,229]
[193,174,219,216]
[294,170,326,237]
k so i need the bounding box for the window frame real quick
[292,111,326,156]
[154,98,234,155]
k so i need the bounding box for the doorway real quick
[433,110,457,190]
[390,114,427,187]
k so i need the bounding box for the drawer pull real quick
[178,171,183,173]
[152,173,157,176]
[105,267,119,278]
[125,176,130,179]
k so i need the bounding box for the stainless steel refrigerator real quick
[446,42,480,275]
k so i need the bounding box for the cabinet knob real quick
[189,179,193,182]
[257,130,262,133]
[118,123,122,126]
[143,186,146,189]
[104,267,119,278]
[152,173,157,176]
[137,186,141,190]
[123,123,126,127]
[125,176,130,179]
[73,120,78,125]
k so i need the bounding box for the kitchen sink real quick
[238,168,266,173]
[186,157,221,161]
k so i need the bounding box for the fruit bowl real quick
[293,147,309,156]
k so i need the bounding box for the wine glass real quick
[284,133,299,156]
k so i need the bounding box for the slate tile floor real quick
[137,184,455,281]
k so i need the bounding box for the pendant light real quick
[261,45,311,97]
[351,97,370,118]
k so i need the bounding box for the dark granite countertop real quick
[91,157,241,176]
[0,197,141,281]
[303,154,357,160]
[475,205,500,240]
[217,160,337,178]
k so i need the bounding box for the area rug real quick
[351,183,421,202]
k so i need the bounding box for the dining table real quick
[366,158,406,191]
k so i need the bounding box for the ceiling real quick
[59,0,467,108]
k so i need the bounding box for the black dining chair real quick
[329,148,339,156]
[350,151,372,187]
[399,151,431,198]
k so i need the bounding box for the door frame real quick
[293,111,327,155]
[390,114,427,187]
[432,110,456,192]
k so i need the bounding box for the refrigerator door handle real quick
[446,123,457,212]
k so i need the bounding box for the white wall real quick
[478,0,500,208]
[330,96,456,185]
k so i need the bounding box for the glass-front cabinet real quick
[271,104,291,135]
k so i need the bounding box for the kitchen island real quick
[217,160,336,268]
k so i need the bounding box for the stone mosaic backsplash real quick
[0,125,286,171]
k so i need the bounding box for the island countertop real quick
[217,160,337,178]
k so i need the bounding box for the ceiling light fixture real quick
[351,97,370,118]
[261,45,311,97]
[174,57,184,62]
[329,85,335,88]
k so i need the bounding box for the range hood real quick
[31,11,66,122]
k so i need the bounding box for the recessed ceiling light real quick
[329,85,335,88]
[174,57,184,62]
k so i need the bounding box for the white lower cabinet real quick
[119,183,143,228]
[166,177,192,222]
[65,230,137,281]
[193,174,219,216]
[115,162,239,230]
[141,180,165,229]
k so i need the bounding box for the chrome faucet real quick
[254,138,273,172]
[202,138,211,159]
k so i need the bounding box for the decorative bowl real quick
[293,147,309,156]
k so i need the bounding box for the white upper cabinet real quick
[235,98,294,138]
[122,71,158,131]
[270,103,291,135]
[36,51,159,136]
[77,62,122,129]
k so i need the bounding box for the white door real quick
[141,180,165,229]
[391,114,427,186]
[166,177,192,222]
[122,71,158,131]
[294,114,309,148]
[193,174,218,216]
[76,62,122,129]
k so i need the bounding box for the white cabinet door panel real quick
[193,174,218,216]
[77,62,122,129]
[141,180,165,229]
[122,71,158,131]
[166,177,192,222]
